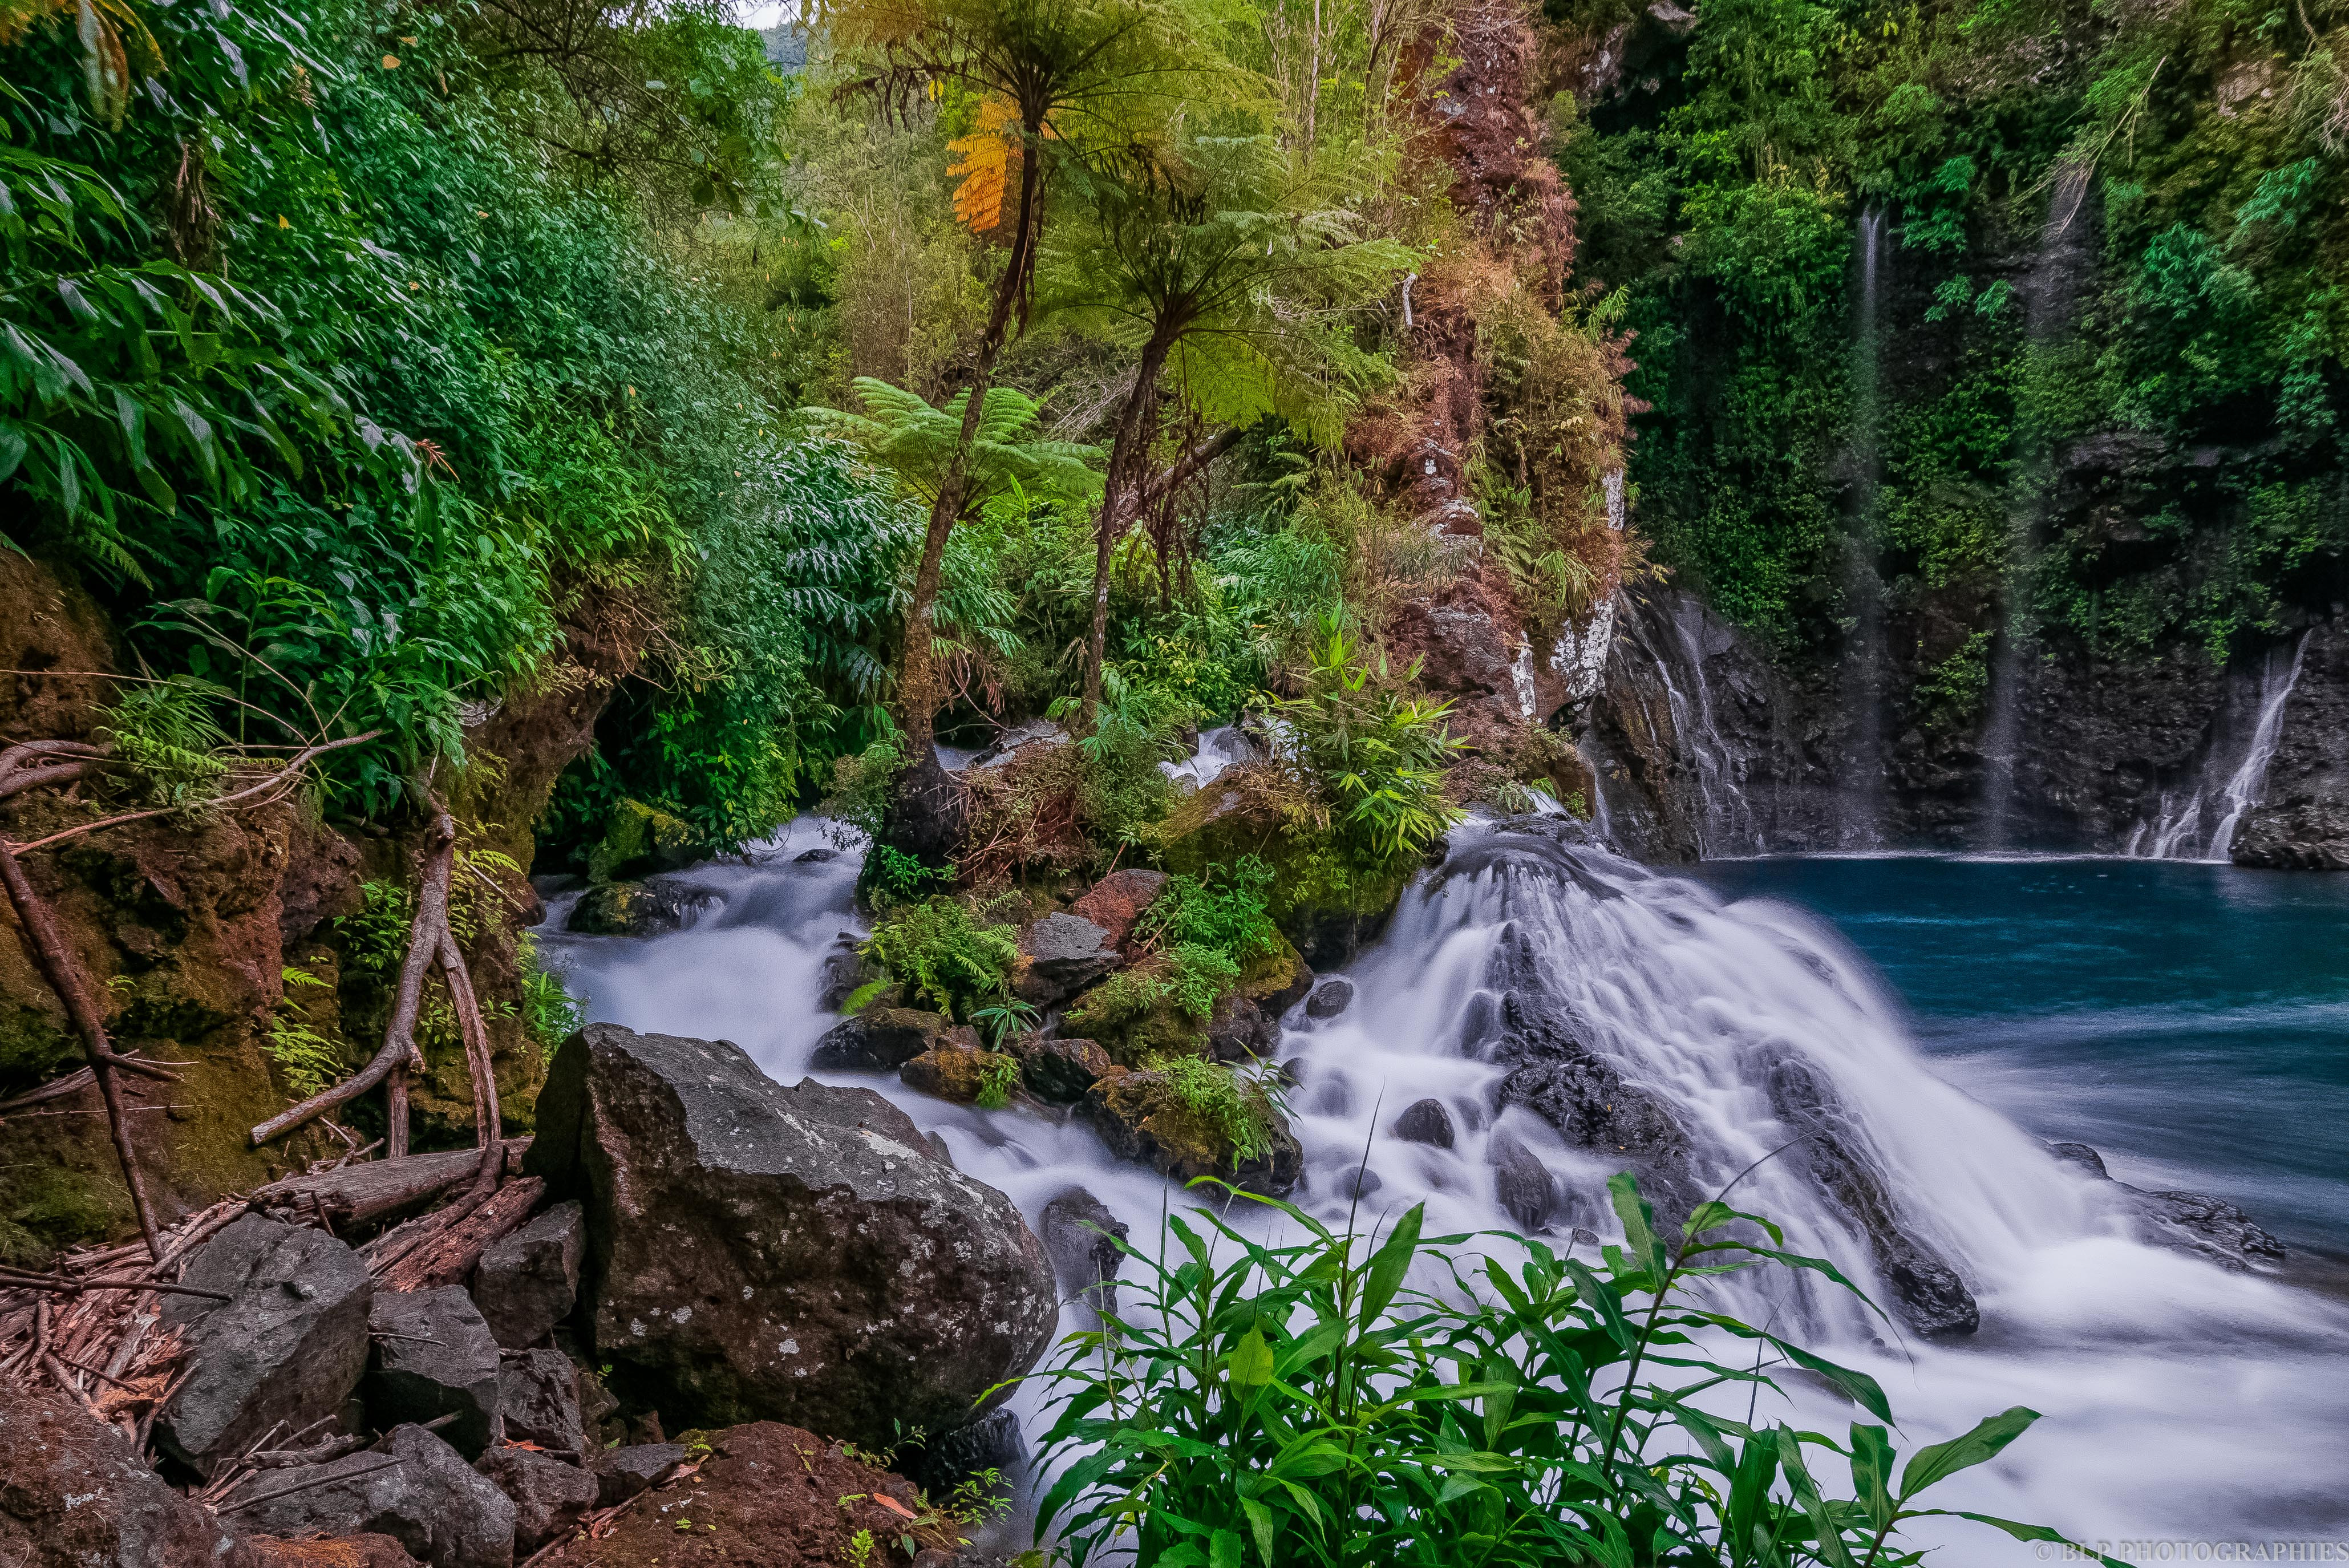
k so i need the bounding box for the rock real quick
[1391,1097,1456,1148]
[1083,1068,1303,1196]
[239,1535,421,1567]
[1304,979,1355,1018]
[232,1424,516,1568]
[474,1447,597,1555]
[924,1131,955,1166]
[1039,1186,1127,1315]
[1013,1035,1115,1103]
[2047,1141,2109,1178]
[0,1381,238,1567]
[809,1006,964,1072]
[1070,869,1169,953]
[2127,1188,2287,1271]
[793,847,840,864]
[816,931,879,1010]
[589,1443,686,1506]
[1336,1167,1383,1200]
[471,1201,583,1349]
[1767,1056,1978,1338]
[564,878,716,938]
[364,1288,504,1459]
[901,1042,1018,1104]
[896,1404,1026,1498]
[499,1350,586,1456]
[2231,799,2349,870]
[1489,1135,1558,1233]
[156,1214,374,1477]
[879,748,970,865]
[589,798,699,883]
[1489,995,1687,1167]
[1014,912,1121,1006]
[526,1024,1058,1449]
[1241,938,1315,1018]
[1205,994,1278,1062]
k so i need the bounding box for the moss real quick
[589,799,700,883]
[0,1166,123,1264]
[0,1000,78,1092]
[1157,770,1415,952]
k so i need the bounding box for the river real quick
[539,828,2349,1558]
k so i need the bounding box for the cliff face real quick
[1579,584,2349,866]
[0,556,629,1262]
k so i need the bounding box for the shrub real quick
[1140,1054,1277,1168]
[1032,1174,2118,1567]
[861,897,1019,1021]
[1067,967,1173,1034]
[1272,617,1467,865]
[1135,856,1282,966]
[264,968,343,1100]
[1161,943,1242,1021]
[516,934,586,1060]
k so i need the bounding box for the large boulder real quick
[156,1214,374,1477]
[2051,1142,2289,1270]
[1392,1097,1456,1148]
[525,1024,1058,1449]
[0,1382,238,1567]
[565,878,716,938]
[364,1287,504,1459]
[900,1040,1018,1105]
[1083,1068,1303,1196]
[1039,1186,1127,1316]
[499,1350,587,1455]
[474,1447,597,1555]
[230,1423,516,1568]
[1012,1035,1116,1104]
[470,1200,584,1349]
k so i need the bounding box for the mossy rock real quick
[1063,959,1207,1067]
[588,799,700,884]
[1082,1067,1302,1196]
[900,1042,1019,1105]
[1157,770,1413,969]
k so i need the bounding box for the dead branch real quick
[371,1176,544,1293]
[0,848,165,1258]
[250,816,456,1149]
[247,1140,529,1232]
[2,730,384,858]
[0,1265,232,1303]
[0,1065,93,1114]
[213,1457,402,1513]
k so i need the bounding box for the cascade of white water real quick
[1157,724,1259,792]
[2129,634,2308,862]
[542,792,2349,1542]
[1848,212,1890,844]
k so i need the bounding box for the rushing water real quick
[540,824,2349,1556]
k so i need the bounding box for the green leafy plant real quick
[1031,1173,2123,1567]
[91,676,230,806]
[1135,855,1282,966]
[1141,1052,1275,1166]
[1161,943,1241,1021]
[861,897,1019,1021]
[970,996,1040,1050]
[516,934,586,1060]
[1067,967,1172,1032]
[264,967,343,1100]
[974,1051,1021,1109]
[1273,617,1468,863]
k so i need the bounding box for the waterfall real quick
[2129,635,2308,862]
[543,803,2349,1542]
[1158,724,1259,792]
[1846,210,1890,843]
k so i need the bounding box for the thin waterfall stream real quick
[541,779,2349,1547]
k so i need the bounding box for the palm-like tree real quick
[801,378,1104,518]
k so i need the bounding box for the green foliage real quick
[1067,966,1173,1032]
[92,676,229,805]
[973,1050,1022,1109]
[1161,943,1241,1020]
[516,934,586,1061]
[1273,618,1466,862]
[1031,1175,2119,1567]
[861,897,1019,1020]
[1136,854,1282,966]
[1140,1052,1275,1165]
[264,967,343,1100]
[970,995,1040,1051]
[802,379,1104,518]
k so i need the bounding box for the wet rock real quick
[1336,1167,1383,1201]
[589,1442,686,1506]
[499,1350,586,1455]
[0,1381,238,1567]
[1014,1035,1115,1103]
[2230,800,2349,870]
[589,798,699,882]
[1246,938,1316,1017]
[2046,1141,2109,1178]
[1013,912,1121,1006]
[897,1405,1026,1498]
[793,847,841,864]
[564,878,715,938]
[1391,1097,1456,1149]
[2127,1189,2287,1271]
[157,1214,374,1477]
[471,1200,583,1349]
[924,1131,955,1166]
[1767,1056,1979,1338]
[364,1287,504,1460]
[475,1447,598,1554]
[901,1042,1018,1105]
[1488,994,1691,1205]
[1070,869,1169,953]
[1040,1186,1127,1315]
[526,1024,1058,1449]
[1304,979,1354,1018]
[880,748,971,866]
[1206,994,1279,1062]
[1489,1135,1558,1233]
[817,930,880,1010]
[810,1006,966,1072]
[232,1423,516,1568]
[1083,1067,1304,1197]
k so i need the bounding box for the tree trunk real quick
[896,137,1044,761]
[1081,326,1183,728]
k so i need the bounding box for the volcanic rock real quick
[230,1423,516,1568]
[1391,1097,1456,1148]
[471,1200,583,1349]
[1013,912,1121,1006]
[475,1447,597,1555]
[0,1382,238,1567]
[363,1287,504,1459]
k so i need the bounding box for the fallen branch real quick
[372,1176,544,1293]
[247,1140,530,1232]
[213,1458,402,1514]
[3,730,384,858]
[0,848,165,1258]
[250,815,455,1150]
[0,1265,232,1303]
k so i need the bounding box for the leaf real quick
[945,99,1018,236]
[1849,1424,1896,1530]
[1358,1202,1423,1328]
[1240,1496,1275,1565]
[1608,1172,1667,1281]
[1226,1327,1275,1388]
[1897,1407,2040,1501]
[1902,1510,2133,1566]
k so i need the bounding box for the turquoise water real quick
[1698,854,2349,1258]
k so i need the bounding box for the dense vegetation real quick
[1556,0,2349,666]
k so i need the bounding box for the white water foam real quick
[2131,635,2308,863]
[540,810,2349,1551]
